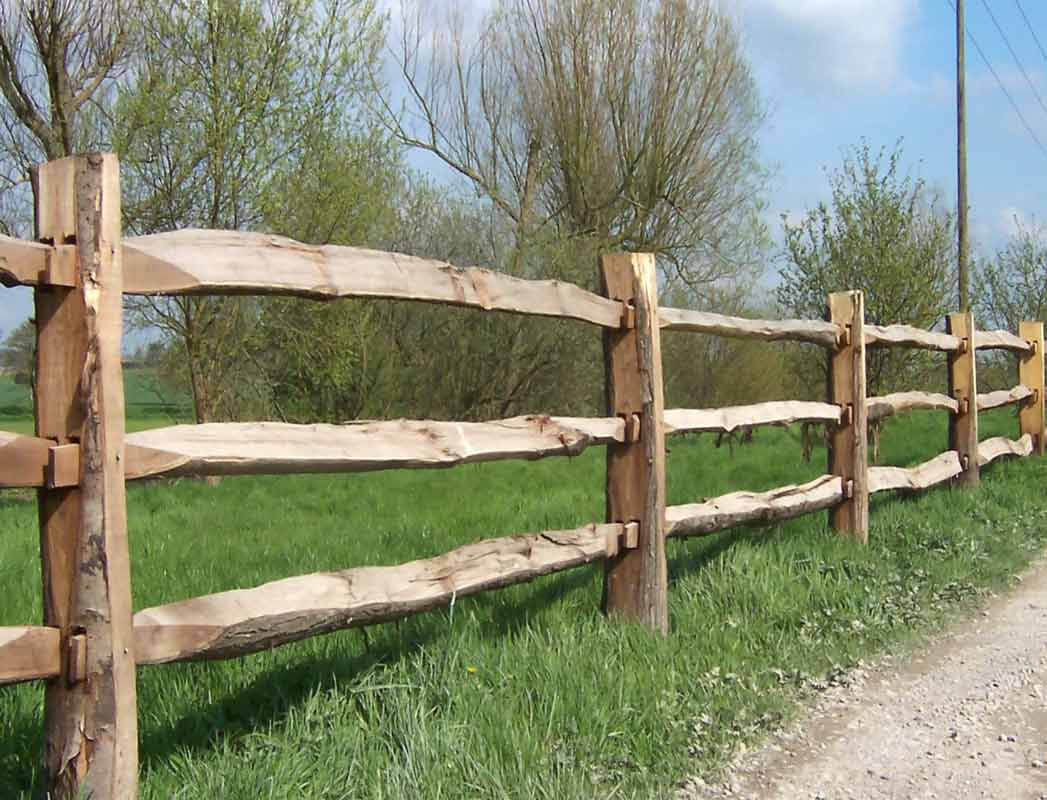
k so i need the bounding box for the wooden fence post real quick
[600,252,668,634]
[827,291,868,542]
[1019,320,1045,456]
[947,312,979,486]
[34,154,137,799]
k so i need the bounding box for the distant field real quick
[0,406,1041,798]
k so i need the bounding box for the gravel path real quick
[677,559,1047,800]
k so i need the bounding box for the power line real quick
[1014,0,1047,69]
[979,0,1047,119]
[945,0,1047,165]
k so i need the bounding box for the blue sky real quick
[3,0,1046,338]
[737,0,1047,253]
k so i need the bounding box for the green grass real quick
[1,407,1045,798]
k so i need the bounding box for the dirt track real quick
[677,559,1047,800]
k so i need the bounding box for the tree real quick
[1,316,35,393]
[0,0,142,229]
[974,218,1047,332]
[112,0,389,423]
[386,0,767,290]
[777,141,955,399]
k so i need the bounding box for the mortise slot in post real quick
[67,633,87,686]
[43,245,77,287]
[839,404,853,427]
[957,338,968,355]
[619,412,641,444]
[835,324,851,349]
[619,300,636,330]
[46,444,79,488]
[623,521,640,549]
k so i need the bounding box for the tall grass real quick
[0,406,1044,798]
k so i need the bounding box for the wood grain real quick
[0,626,61,686]
[121,416,624,479]
[974,329,1034,353]
[1018,322,1045,456]
[868,451,963,493]
[0,429,51,487]
[122,229,623,327]
[827,291,869,542]
[864,324,961,352]
[948,312,979,487]
[665,475,844,539]
[133,523,621,664]
[0,233,63,286]
[866,391,959,422]
[977,385,1034,412]
[977,434,1034,466]
[663,402,841,435]
[601,253,668,633]
[658,306,839,347]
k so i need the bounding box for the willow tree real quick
[387,0,767,289]
[113,0,388,423]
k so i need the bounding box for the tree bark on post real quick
[600,252,668,634]
[827,291,869,542]
[947,312,979,486]
[34,154,137,799]
[1018,321,1045,456]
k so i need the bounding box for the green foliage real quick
[974,218,1047,332]
[777,141,955,396]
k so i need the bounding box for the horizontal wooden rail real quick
[0,417,625,487]
[663,401,841,435]
[868,451,962,493]
[975,330,1034,353]
[977,384,1034,411]
[0,234,78,288]
[658,307,839,348]
[117,230,625,327]
[978,434,1034,466]
[664,475,844,539]
[866,391,959,422]
[864,324,961,352]
[133,522,621,664]
[123,416,623,479]
[0,626,61,686]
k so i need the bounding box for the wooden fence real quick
[0,153,1044,798]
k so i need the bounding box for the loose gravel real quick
[676,559,1047,800]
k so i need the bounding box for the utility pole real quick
[957,0,969,311]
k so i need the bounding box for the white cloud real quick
[734,0,917,93]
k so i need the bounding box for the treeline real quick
[0,1,1042,425]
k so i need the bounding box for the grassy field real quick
[1,404,1045,798]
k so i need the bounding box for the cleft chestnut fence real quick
[0,153,1044,799]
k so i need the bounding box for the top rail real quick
[975,329,1034,353]
[864,324,961,352]
[118,230,627,328]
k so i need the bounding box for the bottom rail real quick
[868,451,962,493]
[978,434,1034,466]
[134,522,621,665]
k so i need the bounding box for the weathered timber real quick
[665,475,844,539]
[0,234,78,287]
[121,416,624,479]
[122,229,622,327]
[974,329,1034,353]
[948,312,979,487]
[868,451,963,493]
[977,434,1034,466]
[663,401,841,435]
[1018,322,1045,455]
[864,324,961,352]
[35,155,138,799]
[658,306,839,347]
[827,291,869,542]
[0,430,51,487]
[0,626,61,685]
[866,392,959,422]
[601,253,668,633]
[134,523,621,665]
[977,385,1034,412]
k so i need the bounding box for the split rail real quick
[0,154,1044,798]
